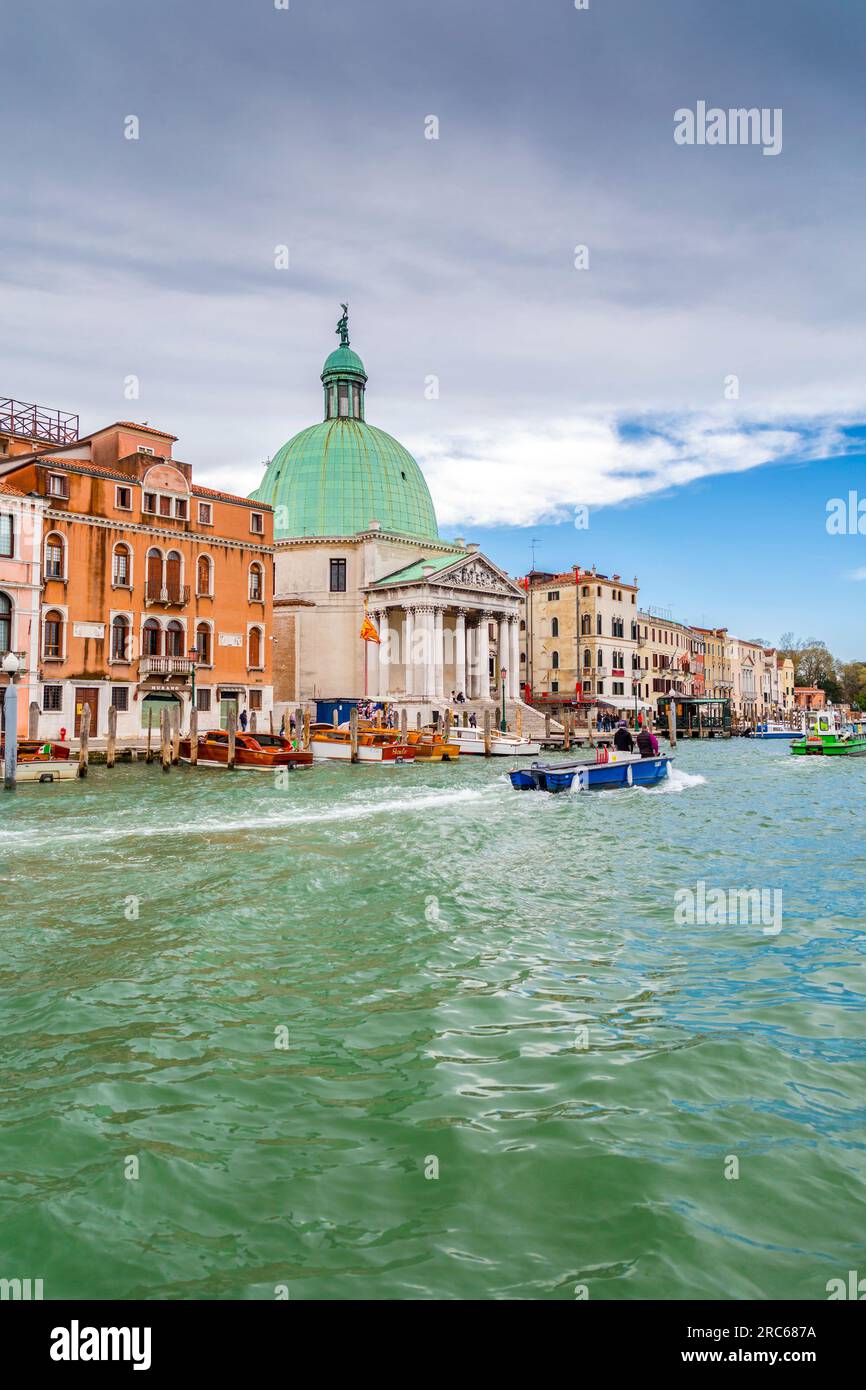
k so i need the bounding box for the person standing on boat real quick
[613,720,634,753]
[636,725,659,758]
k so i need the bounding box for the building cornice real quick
[45,508,275,555]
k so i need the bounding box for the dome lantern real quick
[321,303,367,421]
[251,310,439,542]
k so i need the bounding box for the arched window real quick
[146,548,163,601]
[111,615,130,661]
[581,613,591,635]
[248,562,263,602]
[520,619,526,632]
[43,609,63,659]
[142,618,161,657]
[166,551,182,603]
[112,543,132,588]
[584,649,591,668]
[551,617,559,637]
[596,613,602,635]
[0,593,11,654]
[597,649,603,667]
[196,554,212,597]
[44,532,65,580]
[195,621,212,665]
[248,626,263,668]
[551,650,559,670]
[166,620,184,657]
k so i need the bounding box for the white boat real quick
[13,759,78,783]
[752,721,799,741]
[447,725,540,757]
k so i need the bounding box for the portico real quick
[367,553,524,705]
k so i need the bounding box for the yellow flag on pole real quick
[360,614,380,644]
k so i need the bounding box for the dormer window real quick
[48,473,68,499]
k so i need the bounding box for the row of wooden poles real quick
[71,700,559,776]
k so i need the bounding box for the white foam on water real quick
[0,784,489,851]
[640,766,707,794]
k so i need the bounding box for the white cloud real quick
[849,567,866,581]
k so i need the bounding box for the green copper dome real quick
[252,313,439,542]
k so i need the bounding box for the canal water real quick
[1,741,864,1300]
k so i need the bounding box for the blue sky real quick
[2,0,865,657]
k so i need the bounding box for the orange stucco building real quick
[0,419,274,739]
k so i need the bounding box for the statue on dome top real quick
[336,303,350,347]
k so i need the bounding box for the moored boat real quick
[0,739,76,783]
[751,722,799,741]
[448,725,540,757]
[179,730,314,769]
[510,749,672,793]
[406,728,460,760]
[308,724,415,762]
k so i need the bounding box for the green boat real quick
[790,714,866,756]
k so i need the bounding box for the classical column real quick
[498,614,509,697]
[509,616,520,699]
[434,608,445,700]
[378,609,390,699]
[404,607,415,696]
[454,609,467,699]
[417,605,432,701]
[476,613,491,699]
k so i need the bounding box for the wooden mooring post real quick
[77,703,90,778]
[544,712,551,744]
[189,707,198,765]
[303,708,310,750]
[269,709,274,736]
[226,705,237,769]
[171,706,181,764]
[400,707,408,742]
[106,704,117,768]
[250,710,257,734]
[483,709,492,756]
[145,716,153,763]
[349,707,359,763]
[564,712,571,752]
[667,702,677,748]
[160,708,171,772]
[515,704,522,738]
[28,701,39,739]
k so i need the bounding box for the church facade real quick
[252,312,525,713]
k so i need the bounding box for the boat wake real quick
[641,767,706,794]
[0,785,489,850]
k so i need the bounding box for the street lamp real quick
[2,650,22,792]
[500,666,507,732]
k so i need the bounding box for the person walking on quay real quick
[239,708,248,732]
[469,711,477,728]
[636,724,659,758]
[613,719,634,753]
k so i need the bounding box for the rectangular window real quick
[45,541,64,579]
[551,681,559,693]
[250,511,264,534]
[115,486,132,510]
[329,558,346,592]
[42,684,63,712]
[338,383,349,416]
[112,550,129,586]
[0,513,13,557]
[48,473,68,498]
[175,498,187,520]
[613,682,624,696]
[547,591,559,601]
[44,617,62,658]
[143,492,156,513]
[140,446,155,456]
[196,688,211,712]
[198,502,212,525]
[111,686,129,711]
[159,496,172,517]
[249,690,262,711]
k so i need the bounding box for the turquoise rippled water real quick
[1,741,865,1300]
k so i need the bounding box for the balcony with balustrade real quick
[144,581,190,607]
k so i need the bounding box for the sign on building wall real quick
[218,632,243,647]
[73,621,105,639]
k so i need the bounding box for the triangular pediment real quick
[435,552,524,597]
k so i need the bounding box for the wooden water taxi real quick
[308,724,415,762]
[0,739,77,783]
[179,730,314,769]
[406,729,460,761]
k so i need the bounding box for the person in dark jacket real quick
[613,720,634,753]
[636,726,659,757]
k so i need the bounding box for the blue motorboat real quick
[750,722,799,741]
[509,752,673,793]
